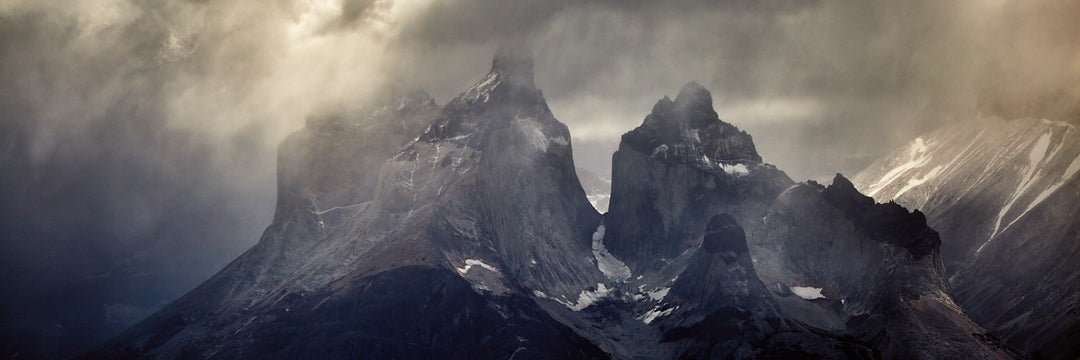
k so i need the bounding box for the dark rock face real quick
[762,174,1015,359]
[851,119,1080,360]
[595,82,1015,359]
[701,214,748,256]
[657,215,869,359]
[821,176,941,258]
[604,82,794,275]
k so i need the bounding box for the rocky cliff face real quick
[599,83,1015,359]
[763,175,1014,359]
[654,214,872,359]
[852,118,1080,359]
[604,82,794,280]
[86,52,1023,360]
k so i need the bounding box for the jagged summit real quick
[648,82,714,121]
[605,83,793,272]
[822,174,940,258]
[672,81,715,121]
[623,81,762,164]
[422,47,554,145]
[762,174,1015,360]
[442,45,540,113]
[490,45,535,88]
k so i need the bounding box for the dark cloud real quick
[2,0,1078,357]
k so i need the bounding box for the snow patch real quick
[462,72,501,103]
[893,165,943,198]
[866,137,933,197]
[456,259,499,275]
[586,194,610,213]
[647,287,670,301]
[720,163,750,176]
[791,286,826,300]
[651,144,669,159]
[1012,147,1080,231]
[536,283,615,311]
[592,225,631,282]
[640,306,678,324]
[562,283,614,311]
[984,131,1053,249]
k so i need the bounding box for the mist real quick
[2,0,1078,357]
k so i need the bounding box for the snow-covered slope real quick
[852,118,1080,360]
[577,167,611,213]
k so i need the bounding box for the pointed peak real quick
[674,81,712,109]
[703,214,748,255]
[491,45,534,84]
[651,96,675,115]
[446,46,542,110]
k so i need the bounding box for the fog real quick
[1,0,1078,357]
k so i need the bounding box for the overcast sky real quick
[1,0,1079,356]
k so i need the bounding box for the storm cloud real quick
[1,0,1078,358]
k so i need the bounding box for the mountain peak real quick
[674,81,712,111]
[822,173,940,257]
[491,45,534,83]
[622,82,762,163]
[444,46,540,111]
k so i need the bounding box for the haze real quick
[1,0,1078,358]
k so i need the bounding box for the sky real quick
[1,0,1079,358]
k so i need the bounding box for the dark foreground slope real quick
[852,118,1080,359]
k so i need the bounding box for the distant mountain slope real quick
[852,118,1080,360]
[576,167,611,213]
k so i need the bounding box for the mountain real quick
[85,47,607,359]
[600,83,1015,359]
[852,118,1080,360]
[86,50,1019,360]
[762,175,1017,359]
